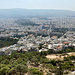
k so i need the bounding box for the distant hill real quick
[0,8,75,18]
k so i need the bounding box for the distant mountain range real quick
[0,8,75,18]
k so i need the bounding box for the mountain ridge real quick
[0,8,75,18]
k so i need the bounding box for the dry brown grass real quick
[46,52,75,60]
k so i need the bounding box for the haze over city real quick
[0,0,75,75]
[0,0,75,11]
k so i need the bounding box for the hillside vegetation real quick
[0,48,75,75]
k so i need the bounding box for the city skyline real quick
[0,0,75,11]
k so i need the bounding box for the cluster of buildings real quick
[0,17,75,55]
[0,31,75,55]
[0,17,75,37]
[30,17,75,28]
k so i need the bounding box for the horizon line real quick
[0,8,75,11]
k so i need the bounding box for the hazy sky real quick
[0,0,75,11]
